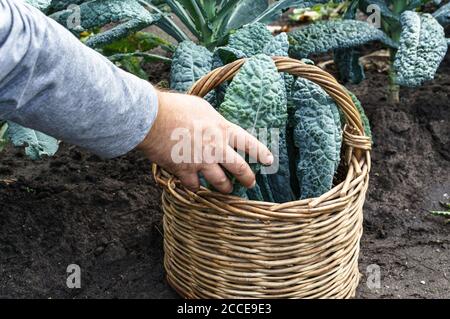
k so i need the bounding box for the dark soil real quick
[1,53,449,298]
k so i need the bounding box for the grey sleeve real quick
[0,0,158,158]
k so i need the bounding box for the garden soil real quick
[0,54,449,299]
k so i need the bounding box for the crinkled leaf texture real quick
[7,122,59,160]
[50,0,154,29]
[263,128,295,203]
[263,33,290,57]
[228,23,273,57]
[288,19,396,59]
[213,28,290,108]
[170,41,213,93]
[394,11,448,87]
[332,1,365,84]
[49,0,159,47]
[25,0,52,12]
[219,54,287,130]
[291,78,342,199]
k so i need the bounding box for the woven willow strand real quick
[153,56,372,299]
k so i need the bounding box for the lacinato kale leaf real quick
[219,54,287,131]
[228,23,273,57]
[393,11,448,87]
[7,122,59,160]
[263,32,290,57]
[288,19,396,59]
[291,78,342,199]
[170,41,213,93]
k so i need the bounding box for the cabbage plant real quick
[289,0,450,103]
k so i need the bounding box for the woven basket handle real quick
[188,56,371,150]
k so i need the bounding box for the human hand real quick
[137,90,274,193]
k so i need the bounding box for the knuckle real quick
[216,176,229,185]
[236,162,248,176]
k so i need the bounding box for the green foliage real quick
[333,0,365,84]
[141,0,336,49]
[262,128,295,203]
[6,122,59,160]
[430,200,450,224]
[219,54,288,130]
[0,122,8,152]
[287,0,450,101]
[102,31,176,55]
[263,32,290,56]
[288,19,396,59]
[102,32,174,79]
[170,41,213,93]
[291,78,342,199]
[334,48,365,84]
[228,23,274,56]
[50,0,160,43]
[167,22,362,202]
[393,11,448,87]
[25,0,53,12]
[347,90,372,139]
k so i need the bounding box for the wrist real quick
[137,89,166,156]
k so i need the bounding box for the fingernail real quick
[250,180,256,189]
[265,154,274,165]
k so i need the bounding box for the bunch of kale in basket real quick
[170,23,371,202]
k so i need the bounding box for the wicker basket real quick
[152,56,372,299]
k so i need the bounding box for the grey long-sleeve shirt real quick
[0,0,158,158]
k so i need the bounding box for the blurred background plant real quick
[289,0,347,22]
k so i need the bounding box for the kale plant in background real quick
[288,0,449,103]
[26,1,346,81]
[170,23,371,201]
[0,121,59,160]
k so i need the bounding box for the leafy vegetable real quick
[347,91,372,139]
[50,0,160,46]
[25,0,53,12]
[291,78,342,199]
[219,54,287,130]
[393,11,448,87]
[288,19,396,59]
[228,23,273,56]
[263,32,290,57]
[333,0,365,84]
[6,122,59,160]
[263,128,295,202]
[291,0,450,103]
[170,41,213,93]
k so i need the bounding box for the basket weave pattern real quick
[153,57,372,298]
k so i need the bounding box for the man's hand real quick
[138,90,273,194]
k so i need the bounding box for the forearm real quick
[0,0,158,158]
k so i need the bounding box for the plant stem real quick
[383,0,406,104]
[387,53,400,104]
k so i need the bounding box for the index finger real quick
[228,124,274,166]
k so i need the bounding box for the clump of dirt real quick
[0,54,448,299]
